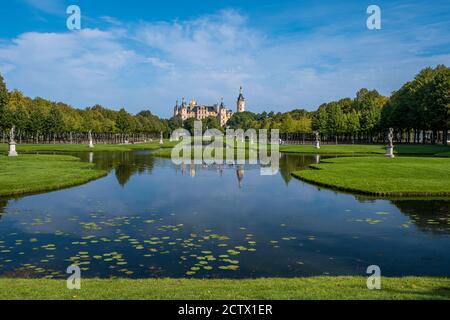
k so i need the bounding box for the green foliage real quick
[227,112,259,130]
[0,74,168,136]
[0,65,448,140]
[381,65,450,143]
[228,110,312,133]
[116,108,134,133]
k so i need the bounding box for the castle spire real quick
[237,86,245,113]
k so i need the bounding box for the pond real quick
[0,151,449,279]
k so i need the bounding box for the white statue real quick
[88,130,94,149]
[314,131,320,149]
[385,128,395,158]
[8,126,18,157]
[160,131,164,144]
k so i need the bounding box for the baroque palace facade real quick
[173,87,246,127]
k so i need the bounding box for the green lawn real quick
[151,146,255,159]
[280,144,450,156]
[292,157,450,196]
[395,144,450,155]
[0,141,177,153]
[0,154,107,197]
[0,277,448,300]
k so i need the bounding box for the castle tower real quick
[173,100,179,117]
[237,86,245,113]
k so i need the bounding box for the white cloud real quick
[0,9,449,117]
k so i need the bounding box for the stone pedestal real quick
[88,140,94,149]
[385,146,395,158]
[314,141,320,149]
[8,142,18,157]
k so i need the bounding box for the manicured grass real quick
[0,277,448,300]
[0,154,107,197]
[0,141,177,153]
[280,144,386,154]
[280,144,450,156]
[292,157,450,196]
[151,147,256,159]
[395,144,450,155]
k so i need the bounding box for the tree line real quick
[1,64,449,144]
[0,75,168,143]
[225,65,449,144]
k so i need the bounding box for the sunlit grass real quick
[280,144,450,155]
[0,277,448,300]
[0,154,107,196]
[292,156,450,196]
[0,141,176,153]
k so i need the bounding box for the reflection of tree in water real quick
[0,197,8,220]
[391,200,450,235]
[279,154,318,185]
[75,151,155,187]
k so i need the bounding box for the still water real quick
[0,151,449,279]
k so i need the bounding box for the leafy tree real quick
[0,74,11,132]
[227,112,258,130]
[425,65,450,144]
[116,108,133,133]
[45,106,65,137]
[312,104,329,133]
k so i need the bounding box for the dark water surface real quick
[0,151,449,279]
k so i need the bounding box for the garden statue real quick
[314,131,320,149]
[88,130,94,149]
[8,126,18,157]
[160,131,164,144]
[385,128,395,158]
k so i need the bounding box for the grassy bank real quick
[0,277,448,300]
[292,157,450,196]
[0,141,177,153]
[0,155,107,197]
[151,147,255,159]
[280,144,450,156]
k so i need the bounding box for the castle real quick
[173,87,246,127]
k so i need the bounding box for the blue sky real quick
[0,0,449,117]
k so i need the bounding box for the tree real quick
[204,117,222,131]
[116,108,133,133]
[352,88,387,141]
[28,107,45,142]
[426,65,450,144]
[227,112,258,130]
[312,105,329,133]
[0,74,11,133]
[45,106,64,141]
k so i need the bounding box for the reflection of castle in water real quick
[178,162,245,188]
